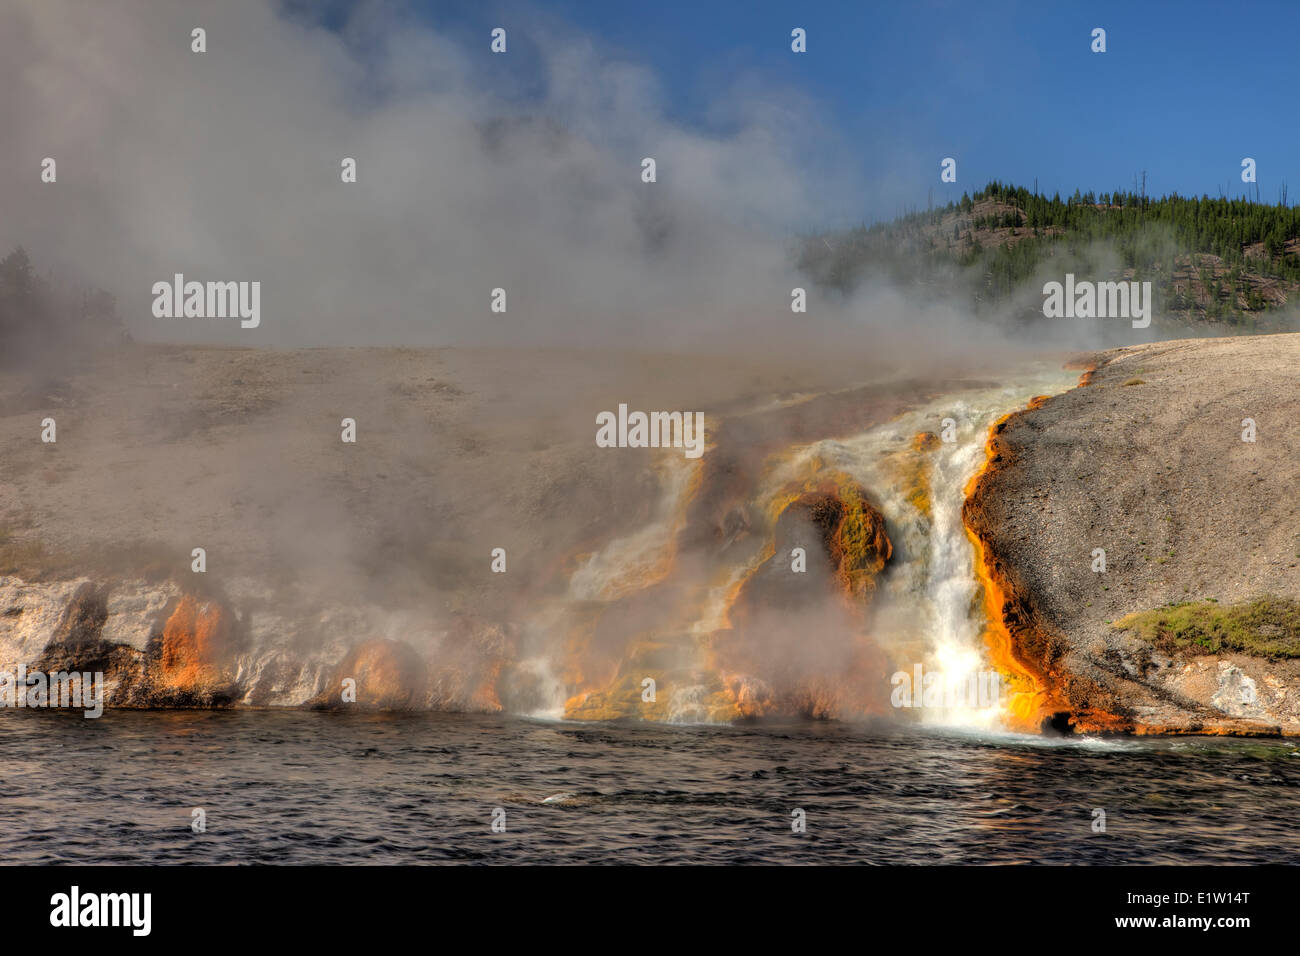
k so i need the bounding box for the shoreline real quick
[963,332,1300,736]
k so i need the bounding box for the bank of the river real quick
[966,333,1300,735]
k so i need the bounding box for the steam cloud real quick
[0,0,888,352]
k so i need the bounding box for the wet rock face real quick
[679,379,937,558]
[1208,663,1261,719]
[732,479,892,624]
[30,582,152,701]
[306,621,515,712]
[26,584,245,707]
[1,573,520,714]
[309,638,427,711]
[51,582,110,647]
[156,595,244,703]
[562,638,739,723]
[38,582,114,671]
[823,486,893,600]
[0,577,355,709]
[711,477,894,720]
[558,472,898,724]
[965,333,1300,734]
[737,494,841,615]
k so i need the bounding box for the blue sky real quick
[363,0,1299,223]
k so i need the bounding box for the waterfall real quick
[756,365,1079,728]
[528,363,1078,727]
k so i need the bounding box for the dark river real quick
[4,710,1297,864]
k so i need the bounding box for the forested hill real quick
[800,181,1300,330]
[0,246,126,365]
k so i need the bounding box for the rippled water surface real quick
[4,710,1299,864]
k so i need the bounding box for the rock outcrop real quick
[965,333,1300,734]
[708,472,893,719]
[0,575,516,711]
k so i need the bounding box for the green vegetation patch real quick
[1113,598,1300,659]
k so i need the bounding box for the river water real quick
[4,709,1298,864]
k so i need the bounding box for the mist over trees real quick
[802,181,1300,330]
[0,246,126,366]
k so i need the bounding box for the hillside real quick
[801,181,1300,331]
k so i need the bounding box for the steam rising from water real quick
[517,364,1079,729]
[750,365,1077,729]
[568,456,700,602]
